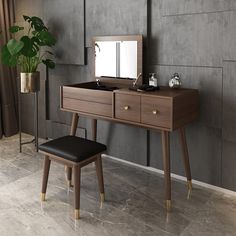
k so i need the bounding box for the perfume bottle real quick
[169,73,181,89]
[149,73,158,87]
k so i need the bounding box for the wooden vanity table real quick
[60,35,199,210]
[61,82,199,210]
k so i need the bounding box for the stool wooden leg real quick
[41,156,51,201]
[179,127,192,190]
[95,155,105,202]
[91,119,97,141]
[66,166,73,187]
[161,131,171,211]
[74,165,81,219]
[66,113,79,186]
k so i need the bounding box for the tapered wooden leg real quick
[91,119,97,141]
[161,131,171,211]
[70,113,79,136]
[179,127,192,190]
[66,113,79,185]
[66,166,73,187]
[41,156,51,201]
[73,165,81,219]
[95,155,105,202]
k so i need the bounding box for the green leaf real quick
[1,45,18,66]
[37,31,56,46]
[23,15,47,31]
[42,59,55,69]
[9,26,24,33]
[2,15,57,69]
[9,55,18,66]
[1,45,11,64]
[20,36,38,57]
[32,30,37,35]
[7,39,24,56]
[31,16,47,31]
[31,37,40,51]
[23,15,30,21]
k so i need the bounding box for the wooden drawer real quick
[141,96,172,128]
[62,86,112,105]
[115,94,141,122]
[63,98,112,117]
[61,85,113,118]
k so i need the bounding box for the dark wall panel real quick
[222,141,236,191]
[46,120,87,139]
[44,0,85,65]
[223,12,236,61]
[151,12,224,67]
[162,0,236,16]
[222,61,236,142]
[86,0,147,46]
[97,121,147,166]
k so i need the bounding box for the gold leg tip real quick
[166,200,171,211]
[41,193,46,202]
[187,180,192,190]
[100,193,105,202]
[75,209,80,220]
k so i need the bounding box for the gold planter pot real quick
[20,72,40,93]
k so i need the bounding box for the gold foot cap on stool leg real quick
[100,193,105,202]
[75,209,80,220]
[166,200,171,211]
[187,181,192,200]
[41,193,46,202]
[187,180,192,190]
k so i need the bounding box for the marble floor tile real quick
[0,134,235,236]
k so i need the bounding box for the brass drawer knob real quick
[152,110,158,115]
[124,105,130,110]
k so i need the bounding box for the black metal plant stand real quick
[18,76,39,152]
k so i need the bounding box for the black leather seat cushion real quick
[39,136,107,162]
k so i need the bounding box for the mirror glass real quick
[95,41,138,79]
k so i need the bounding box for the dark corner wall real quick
[15,0,236,191]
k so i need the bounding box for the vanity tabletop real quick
[114,87,199,98]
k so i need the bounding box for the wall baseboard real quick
[103,154,236,197]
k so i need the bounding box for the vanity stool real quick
[39,135,107,219]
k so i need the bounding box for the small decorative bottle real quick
[149,73,158,87]
[169,73,182,89]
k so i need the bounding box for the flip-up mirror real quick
[93,35,143,84]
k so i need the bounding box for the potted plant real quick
[1,15,56,93]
